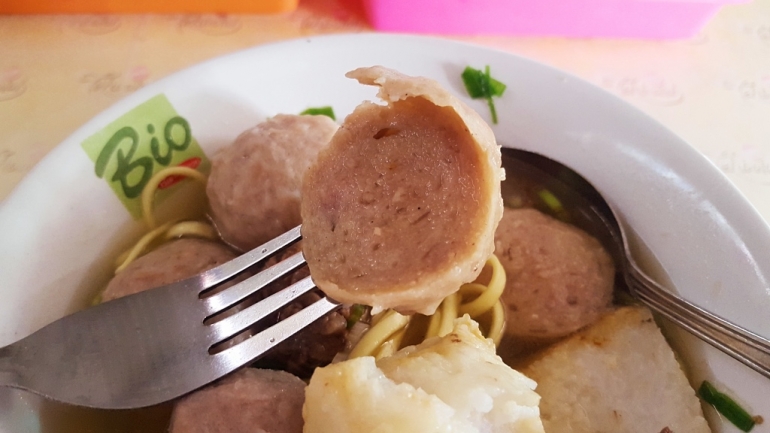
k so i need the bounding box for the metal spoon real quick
[501,147,770,379]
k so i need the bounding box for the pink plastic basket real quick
[362,0,750,39]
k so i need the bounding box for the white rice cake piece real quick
[303,316,544,433]
[522,306,710,433]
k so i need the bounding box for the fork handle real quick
[628,265,770,379]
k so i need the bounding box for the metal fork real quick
[0,225,339,409]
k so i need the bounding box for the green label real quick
[81,94,209,219]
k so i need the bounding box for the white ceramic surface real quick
[0,34,768,432]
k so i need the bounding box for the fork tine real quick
[203,252,305,316]
[197,225,302,291]
[213,297,340,371]
[207,276,318,345]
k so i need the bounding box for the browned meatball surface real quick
[495,208,615,343]
[206,114,338,252]
[102,238,236,301]
[169,368,306,433]
[301,67,503,315]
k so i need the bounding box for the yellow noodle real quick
[114,222,173,273]
[352,254,508,358]
[375,340,397,360]
[375,328,407,360]
[110,166,210,277]
[349,310,410,359]
[141,166,207,229]
[459,282,486,296]
[437,293,460,337]
[114,220,215,275]
[164,221,218,241]
[370,310,388,327]
[459,254,505,317]
[425,309,442,339]
[487,301,505,346]
[114,249,131,267]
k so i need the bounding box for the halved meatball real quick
[169,368,306,433]
[495,208,615,343]
[207,114,338,252]
[301,66,504,315]
[102,238,236,302]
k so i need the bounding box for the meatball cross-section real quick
[301,66,504,315]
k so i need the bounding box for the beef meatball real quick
[495,208,614,343]
[206,114,338,252]
[169,368,306,433]
[102,238,237,301]
[301,66,504,315]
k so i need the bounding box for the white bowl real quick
[1,34,768,432]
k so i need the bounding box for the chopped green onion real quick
[537,189,564,214]
[461,65,506,124]
[461,68,487,99]
[487,98,499,127]
[300,106,336,120]
[537,188,572,223]
[698,380,758,432]
[346,304,366,329]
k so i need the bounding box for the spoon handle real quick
[626,263,770,379]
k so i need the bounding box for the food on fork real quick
[169,368,306,433]
[207,114,338,251]
[301,66,505,315]
[303,316,545,433]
